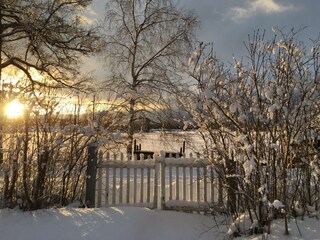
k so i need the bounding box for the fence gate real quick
[87,147,225,212]
[95,152,157,209]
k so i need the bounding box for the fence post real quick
[160,151,166,210]
[86,143,98,208]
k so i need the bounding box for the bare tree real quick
[101,0,197,154]
[0,0,98,86]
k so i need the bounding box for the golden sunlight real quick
[5,100,24,118]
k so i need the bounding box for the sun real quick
[5,100,24,118]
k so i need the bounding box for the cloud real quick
[78,5,100,25]
[228,0,296,21]
[77,15,95,25]
[86,6,98,16]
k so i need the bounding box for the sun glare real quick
[5,100,24,118]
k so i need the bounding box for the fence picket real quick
[176,166,179,200]
[105,152,110,205]
[112,153,116,204]
[211,166,214,205]
[126,154,130,204]
[169,165,172,200]
[203,166,208,214]
[196,166,200,213]
[189,166,193,201]
[204,166,207,202]
[97,168,102,207]
[160,153,165,209]
[133,154,137,203]
[183,166,186,201]
[140,161,144,203]
[119,153,124,204]
[147,158,151,203]
[154,156,159,209]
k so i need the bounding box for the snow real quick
[0,207,226,240]
[98,159,156,168]
[272,199,285,209]
[243,158,256,181]
[162,156,210,166]
[239,217,320,240]
[164,200,210,211]
[0,206,319,240]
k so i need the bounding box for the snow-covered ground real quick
[0,206,319,240]
[0,207,226,240]
[238,217,320,240]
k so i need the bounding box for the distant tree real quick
[0,0,99,209]
[182,29,320,235]
[101,0,198,154]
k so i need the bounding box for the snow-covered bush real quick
[181,29,320,235]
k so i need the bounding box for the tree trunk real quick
[127,98,135,157]
[0,2,4,166]
[22,112,32,209]
[33,148,49,208]
[226,154,238,215]
[7,150,19,206]
[282,151,289,235]
[283,171,289,235]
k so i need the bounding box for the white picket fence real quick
[95,152,225,213]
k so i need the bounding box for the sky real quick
[88,0,320,65]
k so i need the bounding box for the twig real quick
[295,217,302,237]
